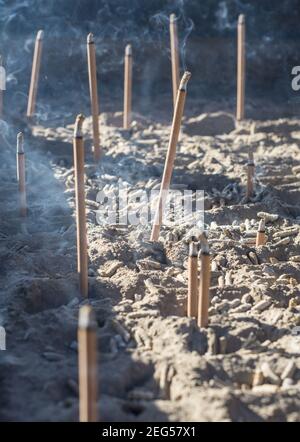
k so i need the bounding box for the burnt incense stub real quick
[79,305,97,330]
[258,219,265,233]
[238,14,245,25]
[125,44,132,57]
[17,132,24,154]
[87,33,94,44]
[36,30,44,40]
[189,241,198,257]
[74,114,85,138]
[179,71,191,91]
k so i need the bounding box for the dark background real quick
[1,0,300,122]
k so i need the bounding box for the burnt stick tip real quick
[125,44,132,56]
[74,114,85,138]
[238,14,245,25]
[258,219,265,232]
[79,305,97,330]
[179,71,191,91]
[17,132,24,153]
[189,241,198,258]
[170,13,177,23]
[200,236,210,255]
[37,30,44,40]
[87,33,94,44]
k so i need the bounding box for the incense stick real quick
[123,44,132,129]
[27,30,44,118]
[197,238,211,328]
[78,305,98,422]
[16,132,27,217]
[73,114,88,297]
[0,55,3,118]
[150,71,191,241]
[236,14,245,121]
[187,241,198,318]
[256,219,266,247]
[87,33,100,161]
[170,14,180,108]
[246,148,254,199]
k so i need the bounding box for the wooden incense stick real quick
[78,305,98,422]
[73,114,88,297]
[87,33,100,162]
[256,219,266,246]
[187,241,198,318]
[197,239,211,328]
[246,148,254,199]
[236,14,245,121]
[27,30,44,118]
[123,44,132,129]
[150,71,191,241]
[0,55,3,118]
[16,132,27,217]
[170,14,180,108]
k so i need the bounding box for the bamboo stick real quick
[170,14,180,108]
[236,14,245,121]
[246,148,255,199]
[73,114,88,297]
[187,241,198,318]
[150,71,191,241]
[16,132,27,217]
[123,44,132,129]
[78,305,98,422]
[87,33,100,162]
[197,239,211,328]
[27,30,44,118]
[256,219,266,246]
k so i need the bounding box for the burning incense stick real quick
[150,71,191,241]
[16,132,27,217]
[246,148,255,199]
[236,14,245,121]
[197,238,211,328]
[256,219,266,247]
[73,114,88,297]
[170,14,180,108]
[27,30,44,118]
[87,33,100,162]
[123,44,132,129]
[187,241,198,318]
[78,305,98,422]
[0,56,3,118]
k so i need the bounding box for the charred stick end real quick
[17,132,24,154]
[170,13,177,24]
[79,305,97,331]
[200,236,210,256]
[258,219,265,233]
[238,14,245,25]
[125,44,132,57]
[87,33,94,44]
[189,241,198,258]
[179,71,191,91]
[36,30,44,41]
[74,114,85,138]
